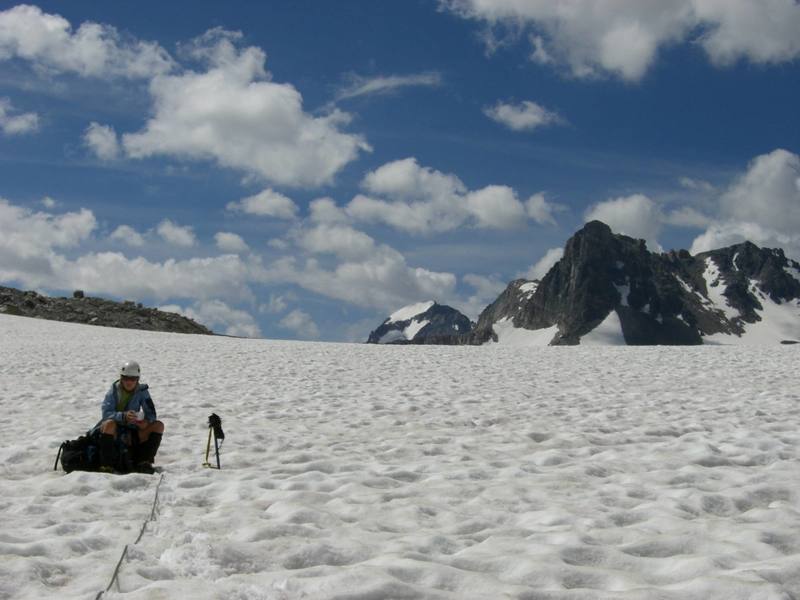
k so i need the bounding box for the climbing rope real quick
[95,472,165,599]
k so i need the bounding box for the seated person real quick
[96,360,164,473]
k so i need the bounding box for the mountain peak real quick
[367,301,473,344]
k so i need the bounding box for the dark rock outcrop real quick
[367,301,474,344]
[0,286,213,335]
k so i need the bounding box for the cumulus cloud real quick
[268,223,458,312]
[0,98,38,135]
[109,224,145,247]
[294,224,377,261]
[525,247,564,280]
[0,199,96,284]
[122,29,370,188]
[160,299,261,338]
[348,158,534,233]
[308,197,349,225]
[0,197,264,301]
[335,71,443,102]
[525,192,565,225]
[0,4,174,79]
[484,100,564,131]
[83,122,120,160]
[690,221,800,259]
[279,309,320,339]
[215,232,249,253]
[226,189,298,220]
[718,149,800,234]
[690,148,800,259]
[156,219,196,247]
[584,193,664,251]
[442,0,800,81]
[464,185,527,229]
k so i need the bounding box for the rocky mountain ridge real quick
[376,221,800,346]
[0,286,213,335]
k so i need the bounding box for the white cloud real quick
[0,197,268,304]
[584,193,664,251]
[160,299,261,338]
[464,185,527,229]
[0,4,174,79]
[109,225,145,247]
[214,232,249,254]
[0,198,95,262]
[83,122,120,160]
[294,224,377,261]
[41,196,57,209]
[693,0,800,66]
[226,189,298,220]
[664,207,712,228]
[64,252,259,303]
[308,197,349,224]
[442,0,800,81]
[525,247,564,280]
[679,176,715,193]
[0,97,38,135]
[122,29,370,188]
[525,192,564,225]
[690,148,800,260]
[348,158,533,233]
[718,149,800,234]
[690,221,800,260]
[484,100,563,132]
[335,71,443,102]
[156,219,196,247]
[268,226,458,312]
[279,309,320,339]
[261,293,289,314]
[362,157,466,200]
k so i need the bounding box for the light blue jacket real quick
[100,381,157,425]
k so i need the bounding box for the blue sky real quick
[0,1,798,340]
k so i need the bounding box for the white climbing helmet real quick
[120,360,141,378]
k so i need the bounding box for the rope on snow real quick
[95,472,165,599]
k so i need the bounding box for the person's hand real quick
[125,411,137,424]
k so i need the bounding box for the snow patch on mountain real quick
[705,281,800,345]
[702,258,739,321]
[581,310,627,345]
[491,318,557,346]
[389,301,435,323]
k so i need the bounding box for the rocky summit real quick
[471,221,800,345]
[367,301,474,344]
[0,286,213,335]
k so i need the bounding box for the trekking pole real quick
[202,413,224,469]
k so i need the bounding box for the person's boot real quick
[98,433,115,473]
[135,433,162,474]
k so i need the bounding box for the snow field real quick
[1,314,800,599]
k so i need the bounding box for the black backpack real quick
[54,429,138,474]
[54,430,101,473]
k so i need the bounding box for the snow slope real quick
[2,313,800,599]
